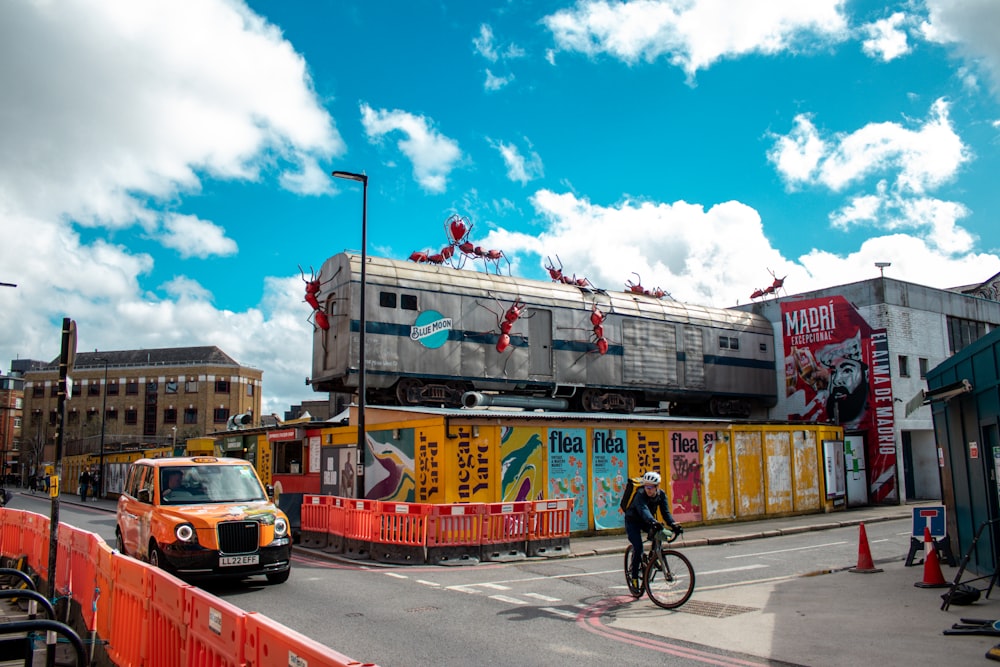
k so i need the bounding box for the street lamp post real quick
[331,170,368,500]
[95,356,109,499]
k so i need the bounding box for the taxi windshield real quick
[159,465,266,505]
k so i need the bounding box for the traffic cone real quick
[915,526,949,588]
[849,522,883,573]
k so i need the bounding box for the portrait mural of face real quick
[817,332,869,428]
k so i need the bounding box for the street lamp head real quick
[875,262,891,269]
[332,170,368,184]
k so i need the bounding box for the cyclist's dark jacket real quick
[625,487,676,529]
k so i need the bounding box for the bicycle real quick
[623,525,695,609]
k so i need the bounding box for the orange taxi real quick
[115,456,291,584]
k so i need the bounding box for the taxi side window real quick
[124,465,140,497]
[137,466,154,504]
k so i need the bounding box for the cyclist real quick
[625,471,682,588]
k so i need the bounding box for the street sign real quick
[912,505,946,539]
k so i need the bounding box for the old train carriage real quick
[308,253,777,416]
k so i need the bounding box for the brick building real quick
[0,373,24,484]
[21,346,262,476]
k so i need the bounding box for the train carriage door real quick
[623,319,676,385]
[529,309,553,376]
[683,326,705,388]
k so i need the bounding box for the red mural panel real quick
[781,296,898,503]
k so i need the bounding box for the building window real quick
[126,380,138,395]
[947,316,987,355]
[87,409,98,423]
[185,380,198,393]
[273,441,304,474]
[88,383,100,397]
[183,407,198,424]
[49,410,58,425]
[213,407,230,423]
[401,294,418,311]
[898,355,909,377]
[72,380,82,396]
[165,380,178,394]
[919,358,929,378]
[107,380,119,395]
[50,384,59,397]
[215,379,230,394]
[380,291,397,308]
[163,408,177,424]
[106,408,118,421]
[33,385,44,397]
[68,411,79,423]
[146,380,158,394]
[13,417,20,430]
[124,408,138,425]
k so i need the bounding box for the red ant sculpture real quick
[625,273,668,299]
[545,255,592,288]
[749,269,787,300]
[299,265,332,330]
[591,304,609,355]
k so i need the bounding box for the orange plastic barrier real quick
[324,496,347,554]
[244,611,379,667]
[107,551,151,667]
[186,585,247,667]
[147,565,191,667]
[426,503,484,565]
[94,542,116,646]
[55,522,74,597]
[23,512,49,574]
[481,502,529,562]
[527,499,573,557]
[342,499,378,560]
[372,502,428,565]
[69,530,102,628]
[0,508,24,558]
[301,495,332,549]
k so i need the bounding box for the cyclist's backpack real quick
[618,477,643,513]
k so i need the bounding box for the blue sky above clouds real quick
[1,0,998,415]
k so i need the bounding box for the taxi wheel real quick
[148,543,166,570]
[115,529,127,557]
[266,569,290,585]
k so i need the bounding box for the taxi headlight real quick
[175,523,195,542]
[274,517,288,537]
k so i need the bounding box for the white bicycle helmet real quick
[641,471,661,485]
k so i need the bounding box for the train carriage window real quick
[401,294,417,310]
[719,336,739,350]
[380,292,396,308]
[760,343,767,352]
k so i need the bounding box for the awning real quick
[905,378,972,417]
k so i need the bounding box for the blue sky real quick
[2,0,999,415]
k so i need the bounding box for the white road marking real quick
[698,564,769,575]
[490,595,528,605]
[416,580,440,587]
[480,582,511,590]
[383,572,408,579]
[541,607,578,619]
[523,592,560,602]
[724,541,847,558]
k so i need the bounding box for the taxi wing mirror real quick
[266,484,275,501]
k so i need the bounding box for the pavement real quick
[17,490,1000,666]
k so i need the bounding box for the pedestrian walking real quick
[79,470,90,501]
[91,471,101,500]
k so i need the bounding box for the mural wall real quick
[780,295,898,503]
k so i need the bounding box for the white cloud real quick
[159,214,239,259]
[491,139,544,184]
[922,0,1000,101]
[485,69,515,91]
[769,99,970,194]
[474,24,499,62]
[486,190,1000,309]
[860,12,911,62]
[360,103,463,193]
[542,0,849,80]
[0,0,342,414]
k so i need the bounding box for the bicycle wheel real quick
[622,546,644,597]
[644,548,695,609]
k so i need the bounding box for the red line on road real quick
[575,596,771,667]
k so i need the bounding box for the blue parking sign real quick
[912,506,946,539]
